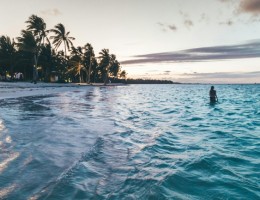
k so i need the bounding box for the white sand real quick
[0,82,92,100]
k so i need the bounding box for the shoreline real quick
[0,82,126,100]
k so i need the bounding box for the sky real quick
[1,0,260,83]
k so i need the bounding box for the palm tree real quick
[90,57,98,83]
[109,54,121,78]
[15,15,49,83]
[0,36,17,78]
[120,70,127,79]
[68,46,84,82]
[53,50,68,81]
[39,44,56,81]
[17,30,40,83]
[99,49,111,85]
[82,43,95,84]
[50,23,75,58]
[98,49,122,85]
[26,14,50,45]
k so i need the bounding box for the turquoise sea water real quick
[0,84,259,199]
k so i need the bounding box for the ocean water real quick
[0,84,259,200]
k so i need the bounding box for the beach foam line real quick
[0,82,126,100]
[0,82,86,100]
[0,184,17,199]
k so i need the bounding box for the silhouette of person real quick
[209,86,218,103]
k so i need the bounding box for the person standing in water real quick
[209,86,218,103]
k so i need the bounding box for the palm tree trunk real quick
[33,54,38,83]
[85,68,88,83]
[104,68,108,85]
[78,63,82,83]
[104,64,110,85]
[88,56,91,84]
[10,59,14,81]
[104,74,108,85]
[64,41,67,58]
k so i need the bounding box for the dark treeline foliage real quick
[125,79,179,84]
[0,14,126,84]
[110,78,178,84]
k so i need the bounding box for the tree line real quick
[0,14,126,84]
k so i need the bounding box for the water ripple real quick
[0,84,259,199]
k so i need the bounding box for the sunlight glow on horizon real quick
[123,58,260,83]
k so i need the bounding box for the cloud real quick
[177,71,260,83]
[184,20,193,28]
[163,70,171,75]
[181,71,260,78]
[219,19,233,26]
[129,70,260,83]
[157,22,164,26]
[199,13,210,23]
[179,10,189,19]
[168,25,177,31]
[157,22,177,32]
[218,0,232,2]
[40,8,62,16]
[239,0,260,15]
[179,10,194,29]
[157,11,193,32]
[121,40,260,65]
[220,0,260,16]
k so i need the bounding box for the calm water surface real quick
[0,84,259,199]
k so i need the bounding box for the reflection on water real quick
[0,152,20,173]
[0,117,20,199]
[0,184,17,199]
[0,119,4,131]
[0,84,259,199]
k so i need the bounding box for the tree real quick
[68,46,84,83]
[15,15,49,83]
[0,36,17,78]
[38,44,56,81]
[90,57,98,83]
[119,70,127,79]
[82,43,95,83]
[67,43,96,83]
[0,14,127,83]
[53,50,68,81]
[17,30,41,83]
[50,23,75,58]
[98,49,110,85]
[26,14,50,45]
[109,54,121,78]
[98,49,122,85]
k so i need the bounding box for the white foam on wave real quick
[0,152,20,173]
[0,82,92,100]
[0,184,17,199]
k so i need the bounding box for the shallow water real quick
[0,84,259,199]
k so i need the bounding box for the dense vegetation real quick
[110,78,177,84]
[0,15,126,84]
[125,79,178,84]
